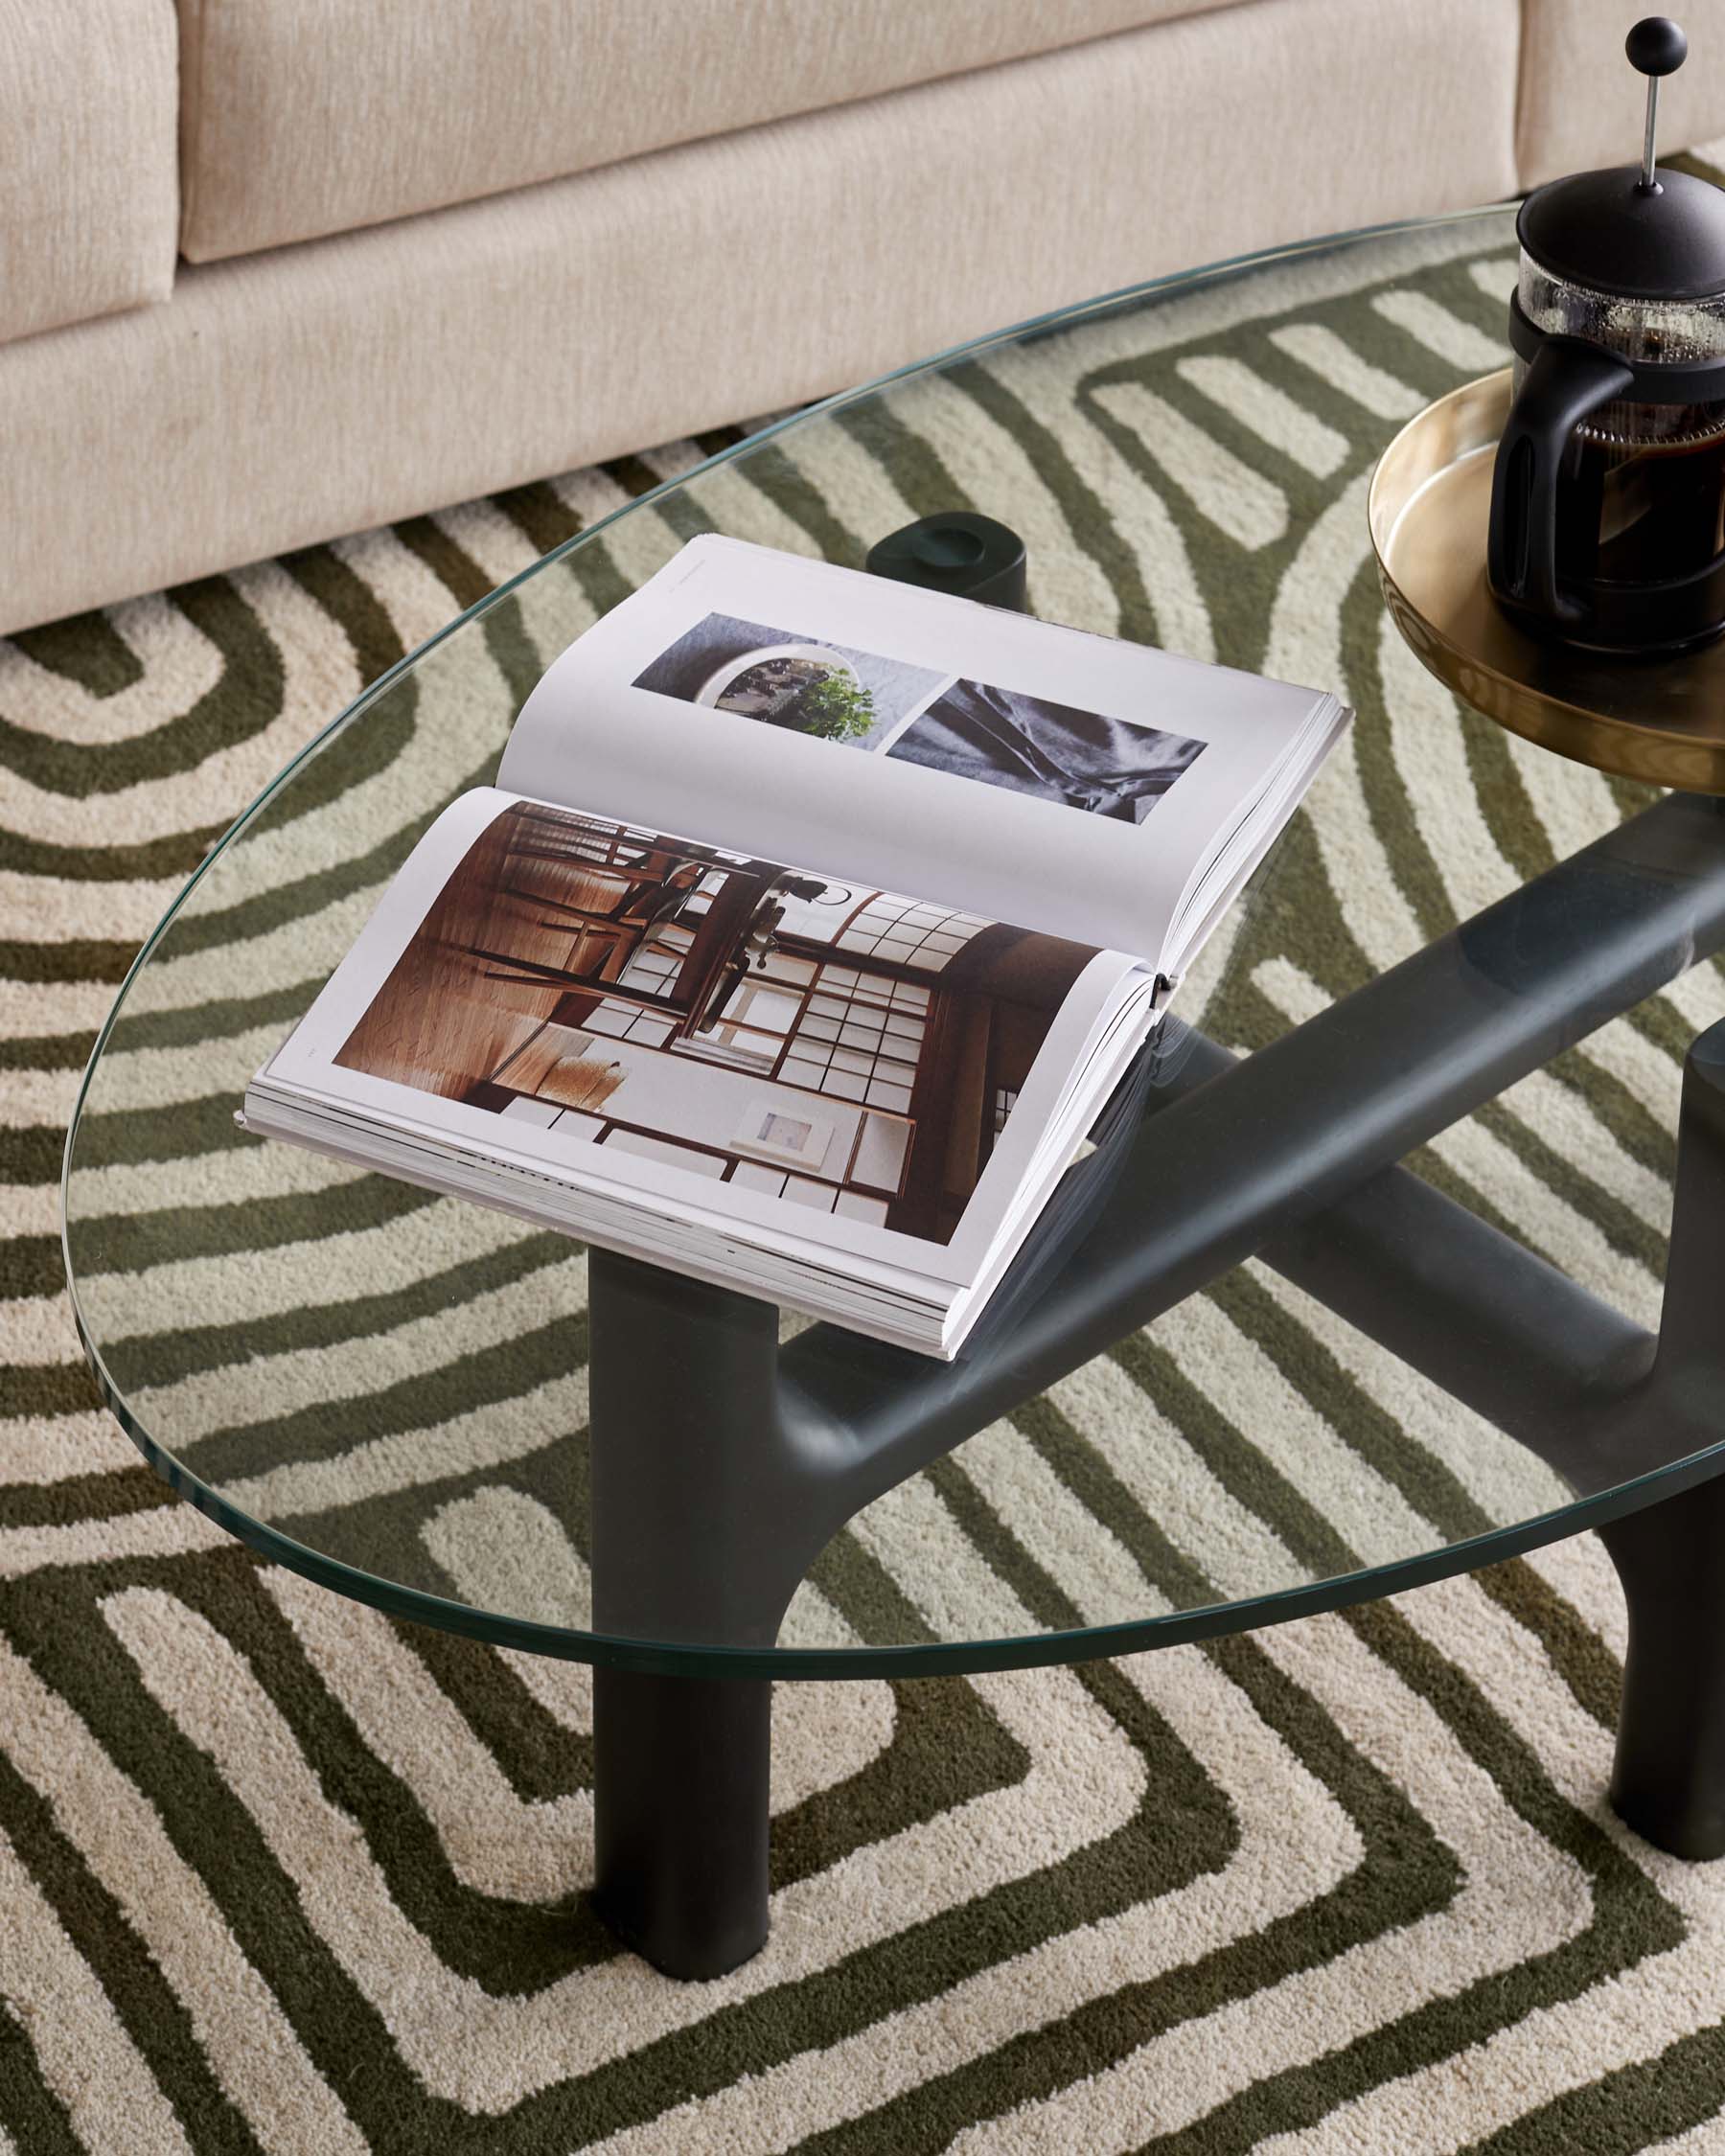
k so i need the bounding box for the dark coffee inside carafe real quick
[1561,402,1725,590]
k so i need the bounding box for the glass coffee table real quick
[62,207,1725,1981]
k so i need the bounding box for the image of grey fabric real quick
[632,612,944,746]
[886,679,1206,821]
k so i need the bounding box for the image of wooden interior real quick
[336,803,1094,1242]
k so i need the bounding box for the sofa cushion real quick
[1518,0,1725,186]
[0,0,177,345]
[176,0,1237,263]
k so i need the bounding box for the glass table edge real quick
[66,1280,1725,1678]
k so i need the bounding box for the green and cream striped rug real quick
[9,199,1725,2151]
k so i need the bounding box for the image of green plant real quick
[796,670,877,741]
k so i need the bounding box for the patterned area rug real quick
[9,193,1725,2150]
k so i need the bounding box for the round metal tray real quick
[1368,368,1725,793]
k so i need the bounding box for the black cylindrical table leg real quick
[1603,1018,1725,1859]
[592,1665,772,1979]
[585,1251,807,1979]
[1604,1476,1725,1859]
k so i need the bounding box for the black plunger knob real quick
[1627,16,1688,76]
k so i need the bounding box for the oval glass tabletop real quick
[61,204,1725,1679]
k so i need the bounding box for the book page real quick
[259,789,1146,1292]
[496,537,1330,963]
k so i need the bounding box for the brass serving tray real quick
[1368,368,1725,793]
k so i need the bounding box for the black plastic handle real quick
[1487,337,1636,629]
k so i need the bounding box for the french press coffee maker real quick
[1486,16,1725,653]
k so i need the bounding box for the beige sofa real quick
[4,0,1724,637]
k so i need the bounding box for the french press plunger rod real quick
[1631,13,1687,190]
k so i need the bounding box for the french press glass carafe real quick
[1486,16,1725,653]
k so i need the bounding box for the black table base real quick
[586,791,1725,1978]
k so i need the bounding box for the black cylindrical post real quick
[591,1666,772,1978]
[1604,1474,1725,1860]
[863,512,1029,611]
[586,1250,794,1977]
[1603,1018,1725,1859]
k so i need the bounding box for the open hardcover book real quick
[244,537,1349,1356]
